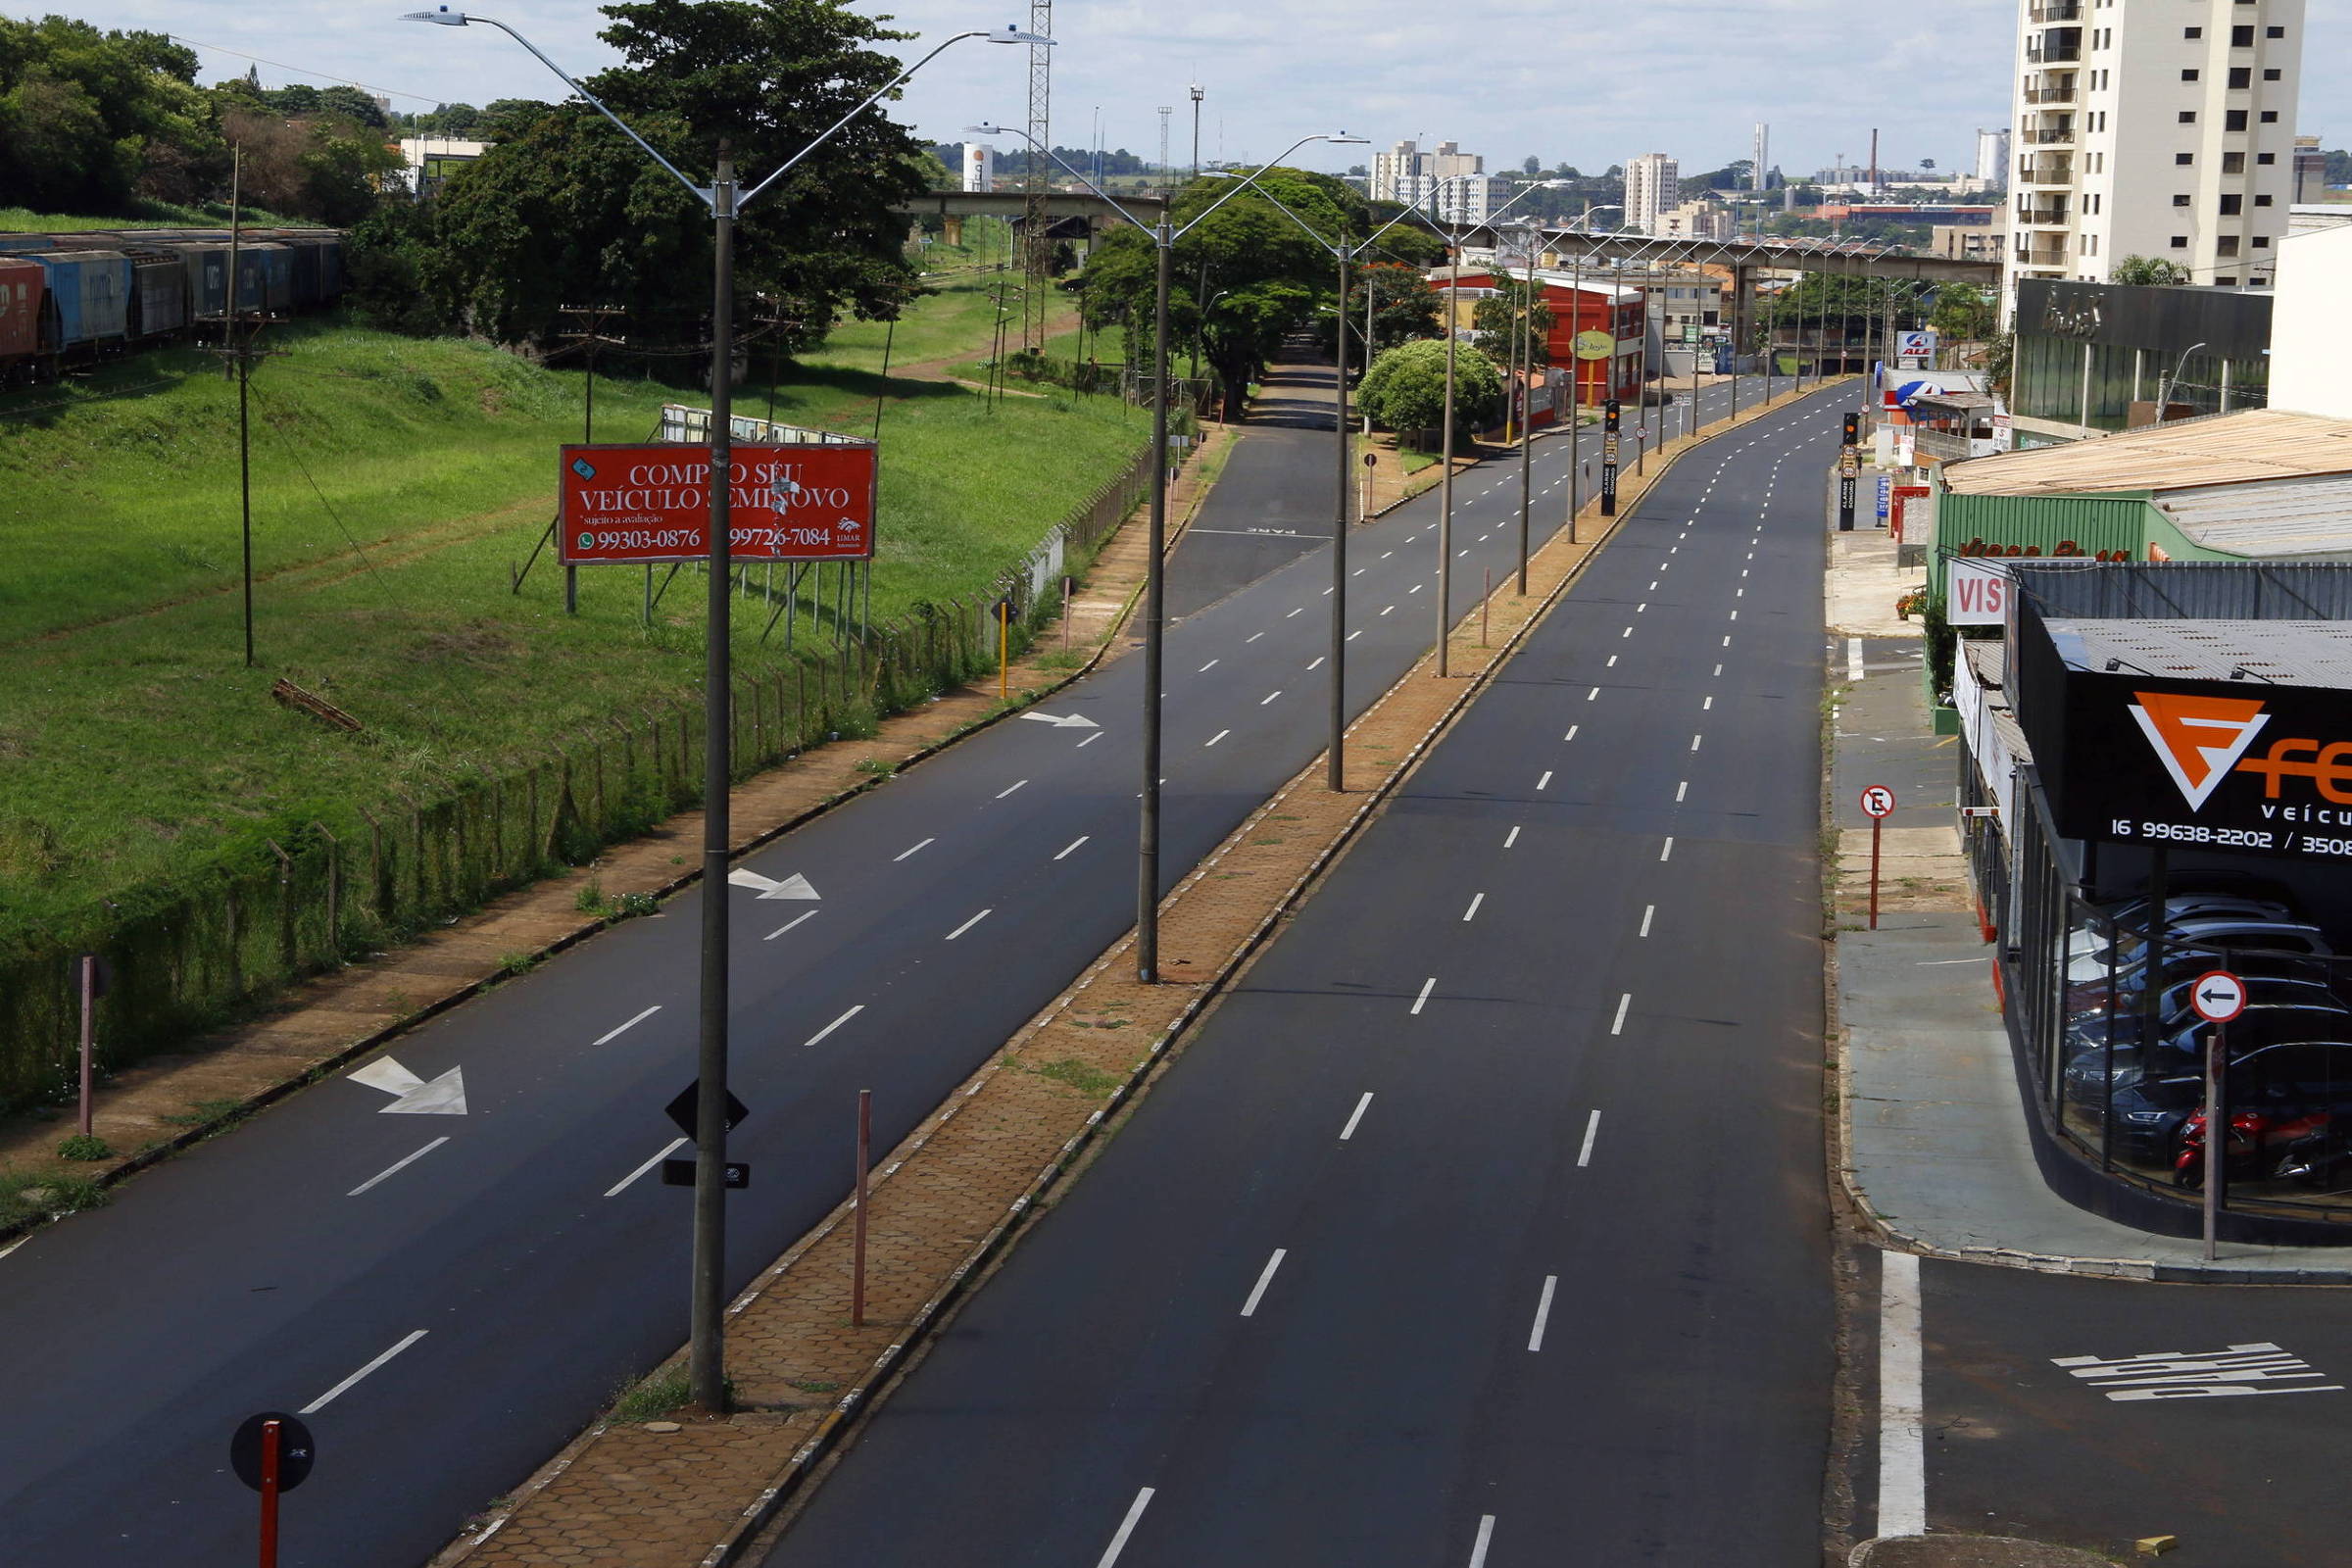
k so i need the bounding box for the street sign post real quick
[662,1158,750,1189]
[1838,412,1860,531]
[1861,785,1896,929]
[1601,399,1620,516]
[230,1411,316,1568]
[2191,968,2245,1258]
[666,1083,748,1138]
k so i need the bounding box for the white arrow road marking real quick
[1018,711,1100,729]
[301,1330,428,1414]
[727,869,820,901]
[348,1057,468,1115]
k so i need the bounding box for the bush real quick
[1357,339,1503,444]
[56,1133,112,1161]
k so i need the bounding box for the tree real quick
[266,83,322,116]
[1930,283,1995,343]
[1522,154,1541,176]
[478,97,555,140]
[432,1,929,357]
[1349,261,1440,356]
[1472,276,1552,368]
[315,84,388,129]
[2112,254,2190,286]
[1357,338,1501,445]
[0,16,213,212]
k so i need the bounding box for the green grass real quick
[802,270,1030,375]
[0,198,303,232]
[0,315,1149,951]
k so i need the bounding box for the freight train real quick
[0,228,346,386]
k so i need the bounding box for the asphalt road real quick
[760,385,1860,1567]
[0,369,1811,1565]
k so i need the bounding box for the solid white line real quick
[1204,729,1230,747]
[606,1136,689,1198]
[1077,733,1102,748]
[1410,977,1437,1015]
[763,910,817,942]
[348,1137,450,1197]
[1468,1515,1496,1568]
[1096,1489,1156,1568]
[804,1005,865,1049]
[1503,826,1521,848]
[1200,659,1219,672]
[301,1330,427,1414]
[1341,1092,1374,1141]
[1880,1250,1928,1538]
[1640,904,1654,937]
[1847,636,1865,683]
[594,1004,662,1044]
[945,908,993,941]
[1611,993,1632,1035]
[1463,893,1486,922]
[1306,657,1325,670]
[1260,690,1282,705]
[997,779,1028,800]
[1577,1108,1601,1166]
[1240,1249,1288,1317]
[1536,770,1552,791]
[894,838,933,861]
[1528,1276,1559,1351]
[1055,836,1090,860]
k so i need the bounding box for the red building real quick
[1430,266,1645,408]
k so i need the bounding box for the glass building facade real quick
[2011,278,2272,438]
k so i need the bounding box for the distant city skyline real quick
[35,0,2352,183]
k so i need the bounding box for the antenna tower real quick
[1021,0,1053,351]
[1157,106,1173,194]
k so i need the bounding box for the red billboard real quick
[557,442,877,564]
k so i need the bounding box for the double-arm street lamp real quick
[963,122,1363,983]
[404,5,1045,1412]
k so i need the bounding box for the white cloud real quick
[32,0,2352,182]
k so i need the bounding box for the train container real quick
[148,242,230,322]
[0,234,61,253]
[232,243,294,316]
[28,250,132,353]
[0,257,43,378]
[122,248,187,339]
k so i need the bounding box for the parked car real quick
[2067,948,2337,1018]
[2066,896,2299,982]
[2109,1040,2352,1165]
[2062,981,2352,1103]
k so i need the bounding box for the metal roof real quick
[2012,560,2352,619]
[2151,472,2352,559]
[2045,618,2352,686]
[1942,409,2352,496]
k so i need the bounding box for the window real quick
[2264,68,2280,80]
[2217,276,2237,286]
[2180,111,2198,124]
[2254,235,2271,248]
[2231,24,2254,44]
[2183,24,2201,36]
[2178,152,2196,166]
[2255,193,2273,207]
[2258,151,2277,165]
[2268,24,2285,37]
[2173,193,2192,206]
[2220,193,2242,215]
[2229,67,2251,87]
[2171,235,2189,248]
[2261,110,2278,123]
[2225,110,2248,131]
[2181,68,2200,81]
[2224,151,2246,173]
[2218,235,2240,256]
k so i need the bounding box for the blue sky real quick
[47,0,2352,181]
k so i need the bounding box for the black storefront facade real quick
[1962,561,2352,1242]
[2010,278,2273,448]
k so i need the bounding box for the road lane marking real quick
[1381,551,1394,559]
[1527,1276,1559,1351]
[1702,696,1713,710]
[1348,629,1362,641]
[1410,582,1424,593]
[1077,733,1102,748]
[606,1136,690,1198]
[1055,836,1090,860]
[1640,904,1654,937]
[804,1005,865,1049]
[1690,734,1702,752]
[1661,835,1674,860]
[1341,1092,1374,1141]
[1411,977,1437,1014]
[945,908,993,941]
[1382,605,1396,615]
[1621,626,1632,638]
[763,911,818,942]
[348,1138,450,1198]
[1563,725,1578,742]
[1306,657,1324,670]
[1463,893,1485,921]
[1240,1249,1288,1316]
[1713,663,1723,677]
[1097,1489,1155,1568]
[1606,655,1616,666]
[1578,1109,1601,1166]
[1879,1251,1927,1537]
[1847,637,1865,682]
[1503,826,1521,848]
[1536,770,1552,791]
[301,1330,428,1414]
[1468,1516,1496,1568]
[1675,780,1689,802]
[1260,690,1283,705]
[996,779,1028,800]
[1611,993,1631,1034]
[1248,631,1264,643]
[894,838,933,861]
[1723,635,1733,647]
[1199,659,1219,673]
[1204,729,1230,747]
[1287,607,1304,617]
[594,1005,662,1043]
[1587,686,1599,700]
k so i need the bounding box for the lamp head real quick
[401,5,467,23]
[963,122,1004,137]
[1324,133,1369,146]
[989,24,1054,44]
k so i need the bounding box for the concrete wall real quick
[2268,223,2352,417]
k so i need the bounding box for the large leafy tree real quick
[432,0,930,355]
[0,16,210,212]
[1356,337,1501,445]
[1348,261,1440,357]
[1472,276,1553,369]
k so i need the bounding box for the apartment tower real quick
[1624,152,1679,234]
[2007,0,2305,310]
[1371,138,1496,223]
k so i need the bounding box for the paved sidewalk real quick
[1830,650,2352,1283]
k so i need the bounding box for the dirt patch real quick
[415,622,520,668]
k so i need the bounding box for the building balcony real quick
[2014,244,2069,269]
[1913,427,1988,463]
[2022,83,2078,105]
[2027,0,2082,20]
[2026,38,2082,64]
[2017,157,2075,186]
[2015,202,2071,226]
[2019,124,2076,146]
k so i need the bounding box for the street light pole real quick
[1330,228,1349,789]
[412,7,1042,1414]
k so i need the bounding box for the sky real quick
[46,0,2352,181]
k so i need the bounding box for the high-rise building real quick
[2006,0,2305,312]
[1624,152,1679,234]
[1371,138,1495,223]
[2293,133,2328,200]
[1976,127,2013,187]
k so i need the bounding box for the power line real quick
[170,34,444,105]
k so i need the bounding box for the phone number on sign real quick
[2108,819,2278,850]
[591,528,702,552]
[587,528,852,553]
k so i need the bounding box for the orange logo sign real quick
[2129,691,2271,809]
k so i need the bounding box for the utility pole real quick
[203,147,281,670]
[1190,83,1203,180]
